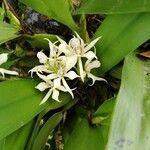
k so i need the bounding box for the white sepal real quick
[0,53,8,65]
[65,56,77,72]
[84,37,101,52]
[40,89,52,104]
[35,82,50,91]
[84,59,106,85]
[85,60,101,72]
[37,51,48,64]
[52,89,60,102]
[87,72,107,86]
[62,77,74,98]
[78,57,84,82]
[0,68,18,78]
[65,70,79,80]
[83,51,97,61]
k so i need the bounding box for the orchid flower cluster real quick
[0,53,18,77]
[30,32,105,104]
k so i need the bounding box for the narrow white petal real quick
[78,57,84,82]
[50,47,57,58]
[29,65,50,77]
[62,77,74,98]
[35,82,50,91]
[53,78,61,88]
[74,32,84,46]
[65,71,79,80]
[44,38,55,57]
[45,38,59,58]
[0,68,18,77]
[83,51,97,61]
[47,74,58,80]
[4,70,18,76]
[0,53,8,65]
[0,68,5,77]
[65,56,77,72]
[57,85,67,92]
[52,89,60,102]
[40,89,52,104]
[84,37,101,52]
[87,72,106,86]
[45,38,54,49]
[37,72,50,83]
[83,70,86,79]
[56,36,67,44]
[85,60,101,72]
[56,46,63,57]
[37,51,48,64]
[58,43,71,56]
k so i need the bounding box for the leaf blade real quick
[0,79,71,140]
[19,0,78,31]
[0,120,34,150]
[64,119,104,150]
[94,13,150,74]
[0,22,20,45]
[76,0,150,14]
[32,112,63,150]
[107,53,150,150]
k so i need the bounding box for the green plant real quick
[0,0,149,149]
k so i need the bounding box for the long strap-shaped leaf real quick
[76,0,150,14]
[0,120,34,150]
[106,52,150,150]
[64,118,104,150]
[32,112,63,150]
[19,0,78,31]
[94,13,150,74]
[0,22,20,45]
[0,79,70,140]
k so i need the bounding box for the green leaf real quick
[108,65,122,79]
[0,79,71,140]
[92,97,116,144]
[0,22,20,45]
[76,0,150,14]
[107,53,150,149]
[0,120,34,150]
[32,112,63,150]
[23,34,57,49]
[27,94,72,150]
[94,97,116,116]
[3,0,21,27]
[94,13,150,74]
[19,0,78,31]
[0,7,5,21]
[64,119,104,150]
[0,59,18,69]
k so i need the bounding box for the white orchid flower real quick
[35,73,67,104]
[29,38,62,76]
[0,53,18,77]
[45,56,78,98]
[30,34,105,104]
[57,32,101,82]
[30,51,78,103]
[84,59,106,85]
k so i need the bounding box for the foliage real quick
[0,0,149,150]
